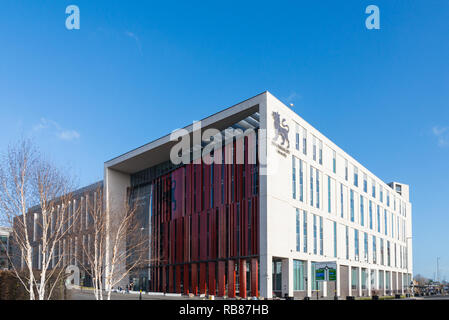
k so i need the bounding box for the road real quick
[413,295,449,300]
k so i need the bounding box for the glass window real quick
[391,214,394,238]
[386,271,391,290]
[384,210,388,236]
[361,268,367,290]
[319,140,323,165]
[363,173,367,193]
[360,195,364,226]
[345,159,348,181]
[296,209,300,251]
[292,156,296,199]
[380,186,383,203]
[303,211,308,253]
[377,206,381,233]
[354,229,359,260]
[302,127,307,155]
[351,267,359,290]
[333,221,337,258]
[387,241,391,266]
[345,226,349,260]
[340,183,344,218]
[316,168,320,209]
[295,124,300,151]
[350,190,355,222]
[372,179,376,198]
[319,216,323,255]
[312,136,317,161]
[293,260,306,291]
[372,235,377,264]
[313,214,317,254]
[310,167,314,207]
[311,263,322,291]
[370,269,376,290]
[380,238,384,265]
[379,270,384,289]
[332,150,336,173]
[369,200,373,230]
[364,232,368,262]
[328,176,331,213]
[353,166,359,187]
[299,159,304,202]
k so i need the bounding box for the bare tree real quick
[0,139,77,300]
[77,185,151,300]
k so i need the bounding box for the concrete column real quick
[348,265,351,297]
[306,260,312,297]
[259,254,272,299]
[281,258,293,297]
[336,262,341,297]
[367,268,371,296]
[323,280,327,298]
[358,267,362,296]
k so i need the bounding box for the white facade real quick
[259,92,413,298]
[104,91,413,299]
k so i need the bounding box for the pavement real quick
[69,288,194,300]
[69,288,449,301]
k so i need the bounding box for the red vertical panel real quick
[195,164,202,212]
[184,216,190,262]
[199,262,206,294]
[239,259,247,298]
[183,264,190,295]
[244,200,249,257]
[204,162,210,210]
[172,168,183,219]
[214,162,220,207]
[227,260,235,298]
[208,262,216,296]
[181,167,185,217]
[255,196,259,255]
[217,261,225,297]
[251,258,258,297]
[210,208,216,260]
[169,265,174,293]
[191,212,198,261]
[200,211,207,260]
[162,266,167,293]
[191,263,198,295]
[186,165,192,216]
[245,137,252,200]
[176,265,181,293]
[229,205,234,258]
[172,222,176,264]
[219,206,225,258]
[164,223,169,264]
[234,203,238,258]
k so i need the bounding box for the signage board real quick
[314,261,337,282]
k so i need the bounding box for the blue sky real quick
[0,1,448,279]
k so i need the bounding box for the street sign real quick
[316,268,326,281]
[328,268,337,281]
[314,261,337,282]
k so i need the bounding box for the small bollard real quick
[139,290,142,300]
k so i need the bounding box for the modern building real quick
[0,226,12,270]
[104,91,413,299]
[13,181,103,287]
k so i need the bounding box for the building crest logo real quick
[271,111,290,157]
